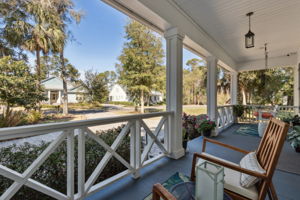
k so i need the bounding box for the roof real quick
[41,77,87,93]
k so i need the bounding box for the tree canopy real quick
[238,67,293,105]
[117,20,165,113]
[82,70,114,103]
[183,58,207,105]
[0,56,46,112]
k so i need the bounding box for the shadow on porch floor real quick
[86,124,300,200]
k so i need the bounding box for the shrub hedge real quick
[0,125,130,199]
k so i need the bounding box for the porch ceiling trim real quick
[102,0,237,71]
[102,0,167,35]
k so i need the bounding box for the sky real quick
[29,0,201,75]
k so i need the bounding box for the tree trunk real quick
[287,96,293,106]
[242,88,247,105]
[192,85,195,104]
[60,50,68,115]
[140,90,144,113]
[36,47,42,111]
[36,48,41,84]
[5,103,10,116]
[147,95,150,106]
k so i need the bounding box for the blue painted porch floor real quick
[86,124,300,200]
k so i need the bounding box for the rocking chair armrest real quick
[152,183,177,200]
[202,138,250,154]
[191,153,267,182]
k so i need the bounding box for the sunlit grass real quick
[183,106,207,115]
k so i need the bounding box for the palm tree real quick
[23,1,63,85]
[1,0,63,83]
[217,72,230,95]
[49,0,82,115]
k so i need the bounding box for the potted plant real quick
[287,126,300,153]
[197,119,216,137]
[278,112,294,125]
[182,127,189,151]
[291,115,300,127]
[182,113,204,140]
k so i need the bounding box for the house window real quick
[51,93,58,100]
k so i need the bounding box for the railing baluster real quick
[77,128,85,199]
[130,119,141,179]
[67,129,75,199]
[164,116,170,153]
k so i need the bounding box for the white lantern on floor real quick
[195,160,224,200]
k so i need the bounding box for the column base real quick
[131,171,140,179]
[168,148,185,159]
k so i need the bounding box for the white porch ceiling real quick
[173,0,300,63]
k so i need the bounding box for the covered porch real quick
[1,0,300,199]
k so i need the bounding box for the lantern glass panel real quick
[245,31,255,48]
[195,160,224,200]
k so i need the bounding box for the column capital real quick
[164,27,185,40]
[206,55,218,63]
[230,70,238,75]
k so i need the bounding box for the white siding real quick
[68,94,77,103]
[109,84,129,102]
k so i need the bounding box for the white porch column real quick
[207,56,218,136]
[58,91,62,104]
[47,91,51,104]
[164,27,185,159]
[230,71,238,105]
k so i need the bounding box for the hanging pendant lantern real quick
[245,12,255,48]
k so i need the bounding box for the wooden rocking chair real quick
[153,118,289,200]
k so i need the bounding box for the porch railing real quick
[216,104,298,132]
[0,111,173,200]
[217,105,234,132]
[242,105,297,122]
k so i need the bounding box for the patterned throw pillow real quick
[239,152,266,188]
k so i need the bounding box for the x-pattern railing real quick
[0,112,173,200]
[217,104,298,132]
[217,105,234,132]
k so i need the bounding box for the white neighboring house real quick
[108,84,163,104]
[41,77,88,105]
[108,84,129,102]
[150,90,164,104]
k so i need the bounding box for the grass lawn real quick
[111,105,207,116]
[41,102,103,111]
[183,106,207,115]
[39,115,74,124]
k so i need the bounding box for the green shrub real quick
[0,110,27,128]
[26,110,42,124]
[0,125,130,199]
[232,105,245,117]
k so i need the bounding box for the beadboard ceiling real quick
[173,0,300,62]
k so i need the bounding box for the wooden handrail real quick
[152,183,177,200]
[202,137,250,154]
